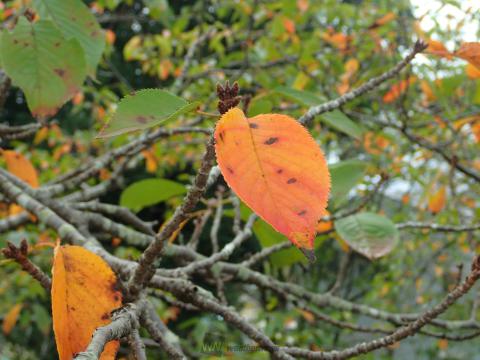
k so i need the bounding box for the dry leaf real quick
[2,303,22,335]
[215,108,330,261]
[51,245,122,360]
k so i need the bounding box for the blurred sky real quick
[411,0,479,42]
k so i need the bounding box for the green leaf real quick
[253,219,306,267]
[320,110,364,139]
[33,0,105,75]
[335,212,399,259]
[120,178,187,212]
[329,160,367,202]
[97,89,199,138]
[0,17,86,117]
[248,99,273,116]
[274,87,324,106]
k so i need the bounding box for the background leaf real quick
[320,110,364,139]
[0,17,86,117]
[33,0,105,75]
[274,87,324,106]
[120,178,187,212]
[335,212,399,259]
[329,160,367,203]
[97,89,199,138]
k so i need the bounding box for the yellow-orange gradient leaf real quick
[215,108,330,261]
[2,150,39,188]
[428,186,446,214]
[51,245,122,360]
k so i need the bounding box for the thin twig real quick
[299,40,427,126]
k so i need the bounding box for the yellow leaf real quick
[428,186,446,214]
[2,303,22,335]
[51,245,122,360]
[292,72,309,90]
[141,149,158,173]
[33,127,49,145]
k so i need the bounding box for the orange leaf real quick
[428,186,446,214]
[51,245,122,360]
[437,339,448,350]
[455,42,480,68]
[466,63,480,79]
[72,92,84,105]
[2,303,22,335]
[368,12,396,29]
[322,31,352,51]
[2,150,39,188]
[215,108,330,261]
[426,40,452,59]
[282,18,296,35]
[105,29,116,45]
[382,77,415,103]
